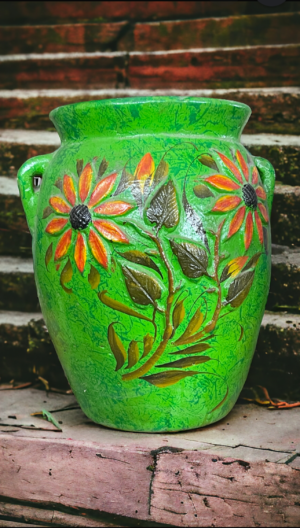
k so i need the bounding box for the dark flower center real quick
[70,204,91,230]
[242,184,257,209]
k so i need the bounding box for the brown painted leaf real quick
[156,356,212,369]
[126,340,139,369]
[146,180,179,229]
[118,250,163,278]
[172,299,185,332]
[170,342,210,355]
[170,239,208,279]
[142,334,154,359]
[198,154,218,171]
[238,325,244,342]
[113,167,134,196]
[175,307,204,345]
[98,157,109,179]
[152,159,169,188]
[98,290,152,322]
[76,159,83,177]
[45,242,53,271]
[54,178,63,192]
[193,184,214,199]
[88,265,100,290]
[108,323,127,371]
[226,270,255,308]
[122,266,162,307]
[210,385,229,413]
[60,258,73,294]
[182,187,209,251]
[43,206,53,219]
[243,252,262,271]
[140,370,200,388]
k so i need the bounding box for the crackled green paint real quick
[17,97,275,432]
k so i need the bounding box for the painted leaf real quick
[113,167,134,196]
[146,180,179,229]
[142,334,154,359]
[54,178,63,192]
[76,159,83,178]
[140,370,200,388]
[238,325,244,342]
[172,299,185,332]
[43,206,53,219]
[98,290,152,322]
[45,242,53,270]
[173,308,204,345]
[134,153,155,193]
[122,266,162,306]
[108,323,127,371]
[220,256,249,283]
[152,159,169,188]
[170,239,208,279]
[198,154,218,171]
[193,184,214,199]
[243,252,262,271]
[156,356,212,369]
[126,340,139,369]
[182,187,209,250]
[118,250,162,278]
[226,270,255,308]
[88,265,100,290]
[210,386,229,413]
[60,258,73,294]
[130,180,143,213]
[170,342,211,355]
[98,157,109,179]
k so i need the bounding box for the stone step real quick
[1,13,299,56]
[1,87,300,135]
[1,309,299,398]
[0,44,299,90]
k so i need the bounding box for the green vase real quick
[17,97,275,432]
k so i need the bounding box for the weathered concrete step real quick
[268,246,300,312]
[1,13,299,56]
[0,257,38,312]
[3,1,299,25]
[1,87,300,135]
[0,44,299,90]
[1,310,299,398]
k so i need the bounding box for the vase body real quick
[17,97,275,432]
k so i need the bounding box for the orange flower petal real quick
[94,200,133,216]
[88,172,118,208]
[134,153,155,192]
[256,186,267,200]
[205,175,240,191]
[79,162,93,203]
[74,232,86,273]
[49,196,71,214]
[54,229,72,260]
[236,150,249,181]
[212,195,242,212]
[45,217,69,234]
[252,166,259,185]
[227,256,249,278]
[93,220,129,244]
[63,175,76,206]
[258,202,269,223]
[217,152,243,184]
[255,211,263,244]
[244,212,254,251]
[228,205,246,238]
[88,229,108,269]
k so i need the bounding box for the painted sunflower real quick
[45,162,133,272]
[205,150,269,250]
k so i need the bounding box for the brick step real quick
[1,87,300,135]
[2,1,299,25]
[1,13,299,56]
[1,309,299,398]
[0,44,299,90]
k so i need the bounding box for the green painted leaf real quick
[243,252,262,271]
[170,239,208,279]
[193,184,214,199]
[182,187,209,250]
[171,342,210,355]
[118,250,163,278]
[156,356,212,369]
[98,290,152,322]
[108,323,127,371]
[199,154,218,171]
[113,167,134,196]
[152,159,169,188]
[45,242,53,271]
[88,265,100,290]
[54,178,63,192]
[98,157,109,179]
[142,334,154,359]
[122,266,162,307]
[126,340,140,369]
[76,159,83,177]
[60,258,73,294]
[226,270,255,308]
[41,409,62,431]
[172,299,185,332]
[140,370,200,388]
[43,206,53,219]
[146,180,179,229]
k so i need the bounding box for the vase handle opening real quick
[253,156,276,213]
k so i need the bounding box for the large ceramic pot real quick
[18,97,275,432]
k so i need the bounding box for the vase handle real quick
[253,156,276,213]
[17,153,54,235]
